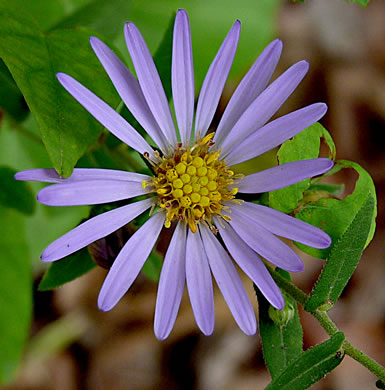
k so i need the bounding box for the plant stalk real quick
[267,266,385,383]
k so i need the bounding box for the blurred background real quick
[1,0,384,389]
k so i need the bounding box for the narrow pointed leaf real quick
[256,270,303,379]
[265,332,345,390]
[305,194,375,312]
[38,248,96,291]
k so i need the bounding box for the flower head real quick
[16,10,332,339]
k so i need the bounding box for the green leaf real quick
[345,0,370,7]
[0,166,35,215]
[38,248,96,291]
[305,194,375,312]
[256,270,303,379]
[0,60,28,121]
[269,122,335,214]
[265,332,345,390]
[0,116,90,267]
[0,207,32,384]
[142,250,163,281]
[20,0,69,31]
[0,0,120,177]
[295,160,377,259]
[52,0,132,40]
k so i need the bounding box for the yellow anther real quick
[141,181,149,189]
[187,165,196,176]
[157,188,168,195]
[199,176,208,186]
[173,178,183,189]
[206,152,220,165]
[180,196,192,208]
[166,169,178,181]
[173,189,183,198]
[200,187,209,196]
[181,173,190,183]
[199,132,215,146]
[192,183,201,192]
[192,157,204,168]
[165,219,171,228]
[200,196,210,207]
[197,166,207,177]
[175,162,187,175]
[191,193,201,203]
[231,187,238,195]
[183,184,192,194]
[207,181,217,191]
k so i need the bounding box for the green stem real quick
[268,266,385,384]
[265,263,308,306]
[343,341,385,383]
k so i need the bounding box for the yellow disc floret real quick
[145,133,240,233]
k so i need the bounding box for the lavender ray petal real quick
[41,198,153,262]
[213,217,284,309]
[154,222,187,340]
[56,73,155,157]
[15,168,151,184]
[231,202,331,249]
[200,224,257,335]
[172,10,194,146]
[90,37,168,151]
[214,39,283,147]
[225,103,328,166]
[185,228,215,335]
[238,158,334,194]
[220,60,309,158]
[98,212,165,311]
[194,20,241,137]
[228,209,304,272]
[124,23,177,145]
[37,180,152,206]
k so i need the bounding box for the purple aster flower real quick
[16,10,333,340]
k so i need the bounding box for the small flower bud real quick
[268,300,295,327]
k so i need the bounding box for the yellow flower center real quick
[144,133,239,233]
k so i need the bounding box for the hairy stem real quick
[267,266,385,383]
